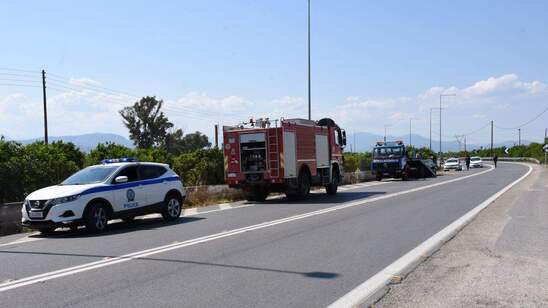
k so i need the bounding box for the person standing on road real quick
[493,155,499,168]
[465,154,471,171]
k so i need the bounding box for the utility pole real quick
[214,124,219,148]
[490,120,494,157]
[518,128,521,146]
[307,0,311,120]
[464,136,467,153]
[353,131,356,152]
[384,125,389,142]
[42,69,48,145]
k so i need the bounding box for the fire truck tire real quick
[286,170,311,200]
[325,170,339,195]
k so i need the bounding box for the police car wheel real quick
[162,194,182,221]
[85,203,109,233]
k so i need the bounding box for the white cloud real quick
[514,80,547,94]
[68,77,103,87]
[462,74,518,97]
[419,73,547,104]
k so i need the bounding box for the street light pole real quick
[307,0,311,120]
[42,69,48,145]
[439,94,456,165]
[409,118,412,147]
[429,108,432,150]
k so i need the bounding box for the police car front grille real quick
[28,200,48,210]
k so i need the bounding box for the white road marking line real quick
[0,236,41,248]
[0,165,495,292]
[328,163,531,308]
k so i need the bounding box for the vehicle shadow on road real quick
[0,249,340,280]
[260,191,386,206]
[29,216,206,239]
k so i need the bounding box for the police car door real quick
[138,165,168,206]
[112,165,147,212]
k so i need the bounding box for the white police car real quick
[21,158,186,234]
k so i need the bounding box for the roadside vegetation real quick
[1,96,545,203]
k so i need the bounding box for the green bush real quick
[0,140,82,202]
[343,152,372,172]
[172,148,224,186]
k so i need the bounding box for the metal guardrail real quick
[480,157,541,164]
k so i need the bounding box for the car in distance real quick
[21,158,186,234]
[470,156,483,168]
[443,158,462,171]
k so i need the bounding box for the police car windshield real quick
[374,147,403,157]
[61,166,119,185]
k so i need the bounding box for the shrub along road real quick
[0,163,530,307]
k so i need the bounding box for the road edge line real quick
[328,163,534,308]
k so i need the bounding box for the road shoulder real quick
[376,164,548,307]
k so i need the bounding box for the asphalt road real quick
[0,163,530,307]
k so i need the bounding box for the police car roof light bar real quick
[101,157,138,164]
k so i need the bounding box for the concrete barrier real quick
[0,202,23,236]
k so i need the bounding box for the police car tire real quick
[85,203,109,233]
[162,194,182,221]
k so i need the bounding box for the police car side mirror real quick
[115,176,128,183]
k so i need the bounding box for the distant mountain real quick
[9,131,529,153]
[347,132,530,153]
[17,133,134,151]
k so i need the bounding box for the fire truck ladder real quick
[268,126,280,178]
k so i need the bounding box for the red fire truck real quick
[223,118,346,201]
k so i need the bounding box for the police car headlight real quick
[48,194,81,206]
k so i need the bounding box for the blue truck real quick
[371,140,436,181]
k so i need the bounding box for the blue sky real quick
[1,0,547,146]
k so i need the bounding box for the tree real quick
[119,96,173,148]
[164,130,211,155]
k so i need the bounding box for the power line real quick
[494,104,548,130]
[46,73,236,119]
[461,121,491,136]
[0,72,40,78]
[0,83,41,88]
[0,78,40,83]
[0,67,40,73]
[47,73,141,99]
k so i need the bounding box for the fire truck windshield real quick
[374,147,403,158]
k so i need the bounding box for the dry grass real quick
[183,187,246,207]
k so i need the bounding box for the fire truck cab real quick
[223,118,346,201]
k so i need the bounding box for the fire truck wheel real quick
[298,170,311,199]
[325,170,339,195]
